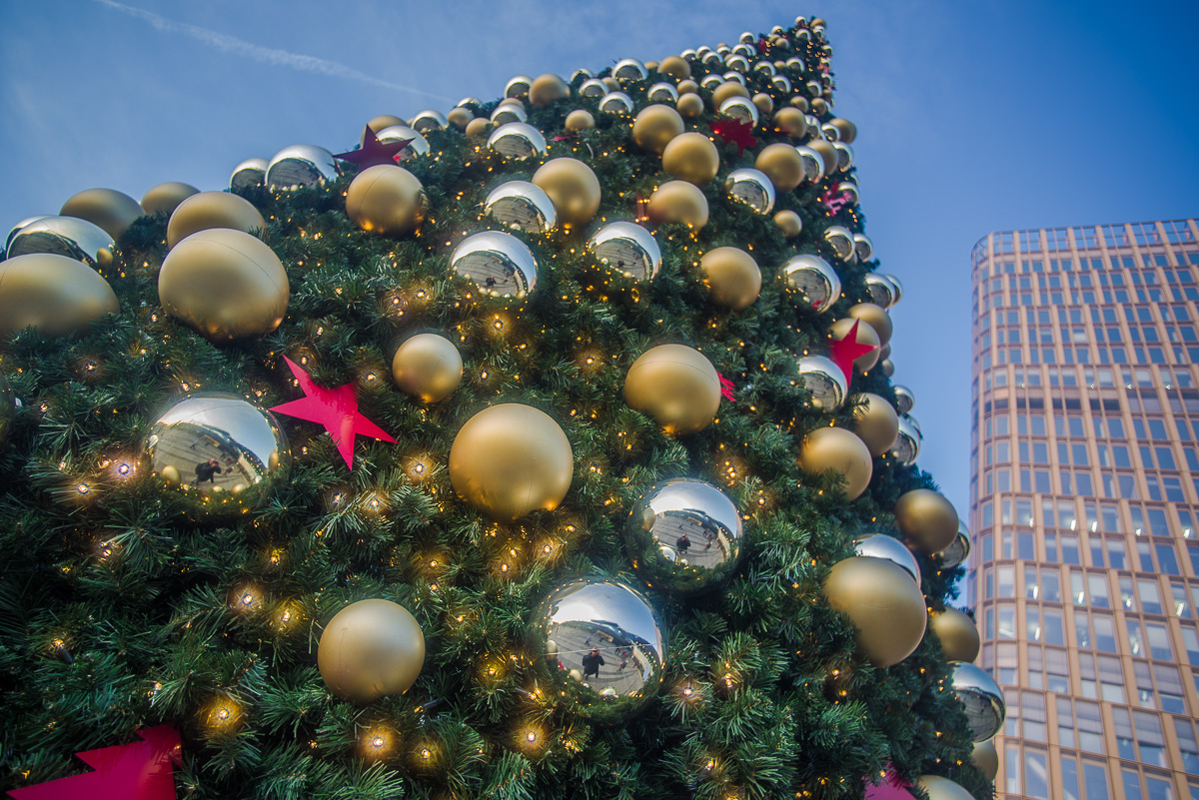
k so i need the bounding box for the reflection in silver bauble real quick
[449,231,538,298]
[5,216,114,269]
[375,126,430,161]
[266,145,340,190]
[852,533,921,587]
[890,415,922,466]
[483,181,556,234]
[612,58,648,82]
[647,82,680,103]
[587,222,661,281]
[864,273,897,309]
[599,92,634,115]
[781,254,841,313]
[824,225,856,261]
[486,123,547,161]
[230,158,268,191]
[853,233,873,262]
[724,168,775,215]
[950,661,1006,742]
[796,355,848,410]
[893,384,916,415]
[936,521,971,569]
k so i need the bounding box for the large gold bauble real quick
[632,105,685,154]
[829,117,858,143]
[930,608,981,663]
[449,404,573,521]
[60,187,144,241]
[661,133,720,186]
[755,143,806,192]
[828,317,881,372]
[345,165,427,236]
[158,228,289,342]
[658,55,690,79]
[0,253,119,338]
[676,93,704,119]
[895,489,959,553]
[772,107,808,138]
[318,599,425,703]
[972,741,999,781]
[806,140,840,177]
[852,393,899,456]
[465,118,492,139]
[529,73,570,107]
[141,182,200,217]
[916,776,975,800]
[823,556,927,667]
[564,109,596,132]
[774,209,803,239]
[447,107,474,130]
[531,158,601,227]
[752,93,774,116]
[624,344,720,436]
[166,191,268,248]
[647,180,709,230]
[700,246,760,310]
[391,333,462,403]
[711,80,750,107]
[798,426,872,500]
[367,114,405,133]
[848,302,893,347]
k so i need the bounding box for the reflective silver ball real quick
[457,96,484,108]
[794,146,825,181]
[821,123,841,141]
[409,109,448,132]
[838,181,860,207]
[4,216,51,258]
[489,104,527,125]
[613,58,648,83]
[950,661,1006,742]
[718,96,760,126]
[853,232,873,262]
[587,221,661,282]
[449,231,538,298]
[579,79,608,98]
[824,226,856,261]
[781,254,841,313]
[724,53,750,73]
[796,355,848,410]
[936,521,971,569]
[647,82,680,103]
[724,168,775,215]
[375,126,430,161]
[853,534,921,587]
[754,60,776,76]
[505,75,533,97]
[487,122,547,161]
[832,141,854,170]
[732,43,756,58]
[5,216,114,268]
[890,415,922,466]
[864,273,896,308]
[892,385,915,415]
[483,181,556,234]
[721,71,746,86]
[266,145,340,190]
[702,51,723,68]
[230,158,268,191]
[599,91,635,116]
[700,74,725,89]
[772,74,793,93]
[571,68,594,82]
[885,274,904,304]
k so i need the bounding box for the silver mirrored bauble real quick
[796,355,848,410]
[837,182,860,207]
[754,60,777,76]
[852,534,921,587]
[724,53,750,73]
[806,80,823,96]
[483,181,556,234]
[375,126,430,161]
[409,109,448,132]
[732,43,755,58]
[864,273,896,308]
[701,51,723,68]
[4,216,51,258]
[950,661,1006,742]
[457,96,483,108]
[588,221,661,281]
[230,158,268,191]
[613,58,648,83]
[832,141,854,171]
[489,104,528,125]
[266,145,340,190]
[144,393,288,503]
[719,96,759,126]
[781,254,841,313]
[700,74,725,89]
[571,68,594,82]
[794,146,825,182]
[892,384,915,415]
[505,75,533,97]
[739,31,755,44]
[890,415,922,466]
[786,56,805,71]
[647,82,680,103]
[821,123,841,141]
[772,74,793,93]
[885,274,904,304]
[486,122,547,161]
[905,415,922,437]
[724,169,775,215]
[680,49,698,62]
[722,71,746,86]
[449,231,538,298]
[936,521,971,569]
[532,577,666,724]
[599,92,634,116]
[852,232,873,263]
[625,477,743,594]
[824,226,856,261]
[579,79,609,98]
[5,216,115,268]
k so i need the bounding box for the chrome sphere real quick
[892,385,916,415]
[936,521,971,569]
[838,182,861,207]
[950,662,1006,742]
[781,254,841,313]
[409,109,448,132]
[796,355,848,410]
[229,157,268,191]
[504,75,533,97]
[853,533,921,587]
[754,60,777,76]
[718,96,760,126]
[772,75,793,93]
[832,141,854,170]
[647,82,680,103]
[587,221,661,282]
[724,53,750,73]
[375,126,430,160]
[824,226,856,261]
[864,273,897,308]
[794,145,825,182]
[700,74,724,90]
[890,415,922,466]
[579,79,608,98]
[486,122,547,161]
[612,58,648,83]
[449,231,538,298]
[265,145,339,190]
[5,216,114,268]
[853,232,873,262]
[483,181,556,234]
[724,169,775,215]
[489,104,527,125]
[599,91,634,116]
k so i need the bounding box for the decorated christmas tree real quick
[0,16,1001,800]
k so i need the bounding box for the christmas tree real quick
[0,16,998,800]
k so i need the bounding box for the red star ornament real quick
[270,357,396,469]
[709,118,758,154]
[827,319,878,391]
[7,725,182,800]
[333,125,412,170]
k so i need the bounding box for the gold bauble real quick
[828,317,881,372]
[829,117,857,143]
[647,180,709,230]
[160,464,181,485]
[810,97,830,116]
[447,107,474,130]
[658,55,690,79]
[895,489,959,553]
[141,182,200,217]
[391,333,463,403]
[789,96,810,111]
[930,608,981,663]
[645,60,659,72]
[367,114,405,133]
[661,132,720,186]
[449,404,573,521]
[798,426,872,500]
[624,344,721,436]
[848,302,893,346]
[166,191,267,248]
[699,246,760,310]
[60,188,144,241]
[564,109,596,132]
[345,165,427,236]
[972,741,999,781]
[531,158,601,227]
[529,73,570,107]
[465,117,493,139]
[632,104,685,154]
[773,107,807,138]
[752,92,774,116]
[676,93,704,119]
[852,392,899,456]
[824,556,927,667]
[677,79,699,95]
[0,253,119,338]
[916,776,975,800]
[158,228,289,342]
[755,143,806,192]
[774,209,803,239]
[602,76,620,91]
[318,599,425,703]
[806,139,840,176]
[711,81,750,107]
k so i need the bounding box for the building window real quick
[1084,761,1111,800]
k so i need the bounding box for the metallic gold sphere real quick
[465,118,493,139]
[950,661,1006,741]
[564,109,596,132]
[318,599,425,704]
[773,209,803,239]
[5,216,114,269]
[531,158,601,227]
[529,73,570,106]
[810,97,829,116]
[60,187,144,241]
[158,228,289,342]
[625,344,720,436]
[782,254,841,313]
[930,608,981,663]
[828,117,857,143]
[676,93,705,119]
[449,404,573,521]
[447,107,474,130]
[345,165,427,237]
[916,776,974,800]
[141,182,200,217]
[752,92,774,116]
[798,426,872,500]
[0,253,119,338]
[823,556,927,667]
[677,79,699,95]
[755,143,806,192]
[167,191,268,249]
[391,333,463,403]
[828,317,881,372]
[658,55,690,79]
[699,246,760,310]
[632,105,685,154]
[647,180,709,230]
[367,114,405,133]
[711,80,750,107]
[852,393,899,456]
[848,302,892,346]
[773,107,808,138]
[806,139,840,176]
[662,132,720,186]
[895,489,959,554]
[973,741,999,781]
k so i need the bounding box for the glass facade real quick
[969,219,1199,800]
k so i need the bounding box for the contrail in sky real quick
[92,0,453,102]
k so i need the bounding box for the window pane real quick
[1025,751,1049,800]
[1085,762,1111,800]
[1146,776,1176,800]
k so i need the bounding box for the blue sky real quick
[3,0,1198,521]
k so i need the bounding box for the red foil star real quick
[710,118,758,154]
[827,319,878,390]
[333,125,412,170]
[270,357,395,469]
[8,725,182,800]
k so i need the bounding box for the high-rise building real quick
[969,218,1199,800]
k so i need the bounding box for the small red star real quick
[710,119,757,154]
[333,125,412,170]
[827,319,878,390]
[270,357,395,469]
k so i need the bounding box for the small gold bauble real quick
[345,165,428,236]
[916,776,975,800]
[773,107,808,138]
[848,302,893,346]
[632,104,685,154]
[624,344,721,435]
[160,464,181,485]
[158,228,289,342]
[972,741,999,781]
[699,246,760,310]
[755,143,806,192]
[677,79,699,95]
[141,182,200,217]
[806,139,840,176]
[0,253,119,338]
[564,109,596,132]
[658,55,690,79]
[798,426,872,500]
[895,489,959,553]
[391,333,463,403]
[465,118,493,139]
[446,107,474,130]
[166,191,267,248]
[789,95,810,111]
[449,404,573,521]
[752,92,774,115]
[647,180,709,230]
[828,317,881,372]
[60,188,144,241]
[824,556,927,667]
[318,599,425,703]
[829,117,858,143]
[367,114,405,133]
[810,97,830,116]
[676,93,704,119]
[661,132,720,186]
[774,209,803,239]
[531,158,601,227]
[602,76,620,91]
[852,393,899,456]
[930,608,981,663]
[711,81,750,107]
[529,73,570,107]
